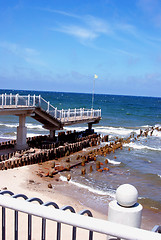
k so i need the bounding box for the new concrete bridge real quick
[0,93,101,149]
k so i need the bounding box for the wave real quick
[59,175,115,198]
[94,126,140,138]
[151,129,161,138]
[64,126,86,132]
[26,123,45,130]
[0,123,18,128]
[124,142,161,151]
[0,136,16,140]
[0,133,44,140]
[27,133,43,138]
[158,174,161,179]
[0,122,46,131]
[107,158,121,165]
[65,125,140,137]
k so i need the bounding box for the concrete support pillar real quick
[50,130,55,138]
[16,115,28,149]
[88,123,92,131]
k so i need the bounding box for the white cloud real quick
[0,41,45,65]
[85,15,112,34]
[47,9,112,42]
[53,25,97,40]
[39,8,81,19]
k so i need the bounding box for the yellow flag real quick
[94,74,98,79]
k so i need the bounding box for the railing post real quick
[33,94,36,106]
[55,107,57,118]
[2,94,4,108]
[47,101,50,113]
[61,109,63,121]
[39,95,41,107]
[10,93,12,105]
[67,109,70,121]
[28,95,30,107]
[91,108,93,117]
[15,94,18,108]
[80,108,82,120]
[83,108,84,119]
[2,207,5,240]
[4,93,7,106]
[74,108,76,121]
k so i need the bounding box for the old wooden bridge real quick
[0,93,101,149]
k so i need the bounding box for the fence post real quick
[10,93,12,105]
[55,107,57,118]
[47,102,50,113]
[28,95,30,106]
[2,94,4,108]
[39,95,41,107]
[4,93,7,106]
[15,94,18,108]
[83,108,84,119]
[108,184,143,240]
[80,108,82,120]
[67,109,70,121]
[74,108,76,121]
[33,95,36,106]
[62,109,63,121]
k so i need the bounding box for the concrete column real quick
[16,115,28,149]
[88,123,92,131]
[107,184,143,240]
[50,130,55,138]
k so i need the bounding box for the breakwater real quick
[0,131,102,170]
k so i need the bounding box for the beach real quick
[0,147,160,234]
[0,90,161,238]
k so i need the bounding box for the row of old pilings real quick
[0,133,101,171]
[0,140,15,150]
[80,139,123,175]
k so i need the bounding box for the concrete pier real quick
[16,115,28,149]
[0,93,101,150]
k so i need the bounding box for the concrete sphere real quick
[116,184,138,207]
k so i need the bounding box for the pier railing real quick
[0,93,101,122]
[0,192,160,240]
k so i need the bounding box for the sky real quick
[1,0,161,97]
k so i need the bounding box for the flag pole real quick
[92,77,95,109]
[92,74,98,109]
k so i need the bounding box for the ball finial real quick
[116,184,138,207]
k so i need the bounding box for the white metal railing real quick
[0,94,101,123]
[0,194,160,240]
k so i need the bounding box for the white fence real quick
[0,94,101,122]
[0,193,160,240]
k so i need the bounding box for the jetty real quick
[0,93,101,149]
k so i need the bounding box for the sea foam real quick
[107,158,121,165]
[124,142,161,151]
[60,175,115,198]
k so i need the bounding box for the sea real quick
[0,89,161,216]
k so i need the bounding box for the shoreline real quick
[0,136,160,233]
[0,157,160,232]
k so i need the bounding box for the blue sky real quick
[1,0,161,97]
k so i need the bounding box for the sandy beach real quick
[0,163,108,239]
[0,146,160,240]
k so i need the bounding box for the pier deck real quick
[0,93,101,149]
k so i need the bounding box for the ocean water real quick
[0,89,161,212]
